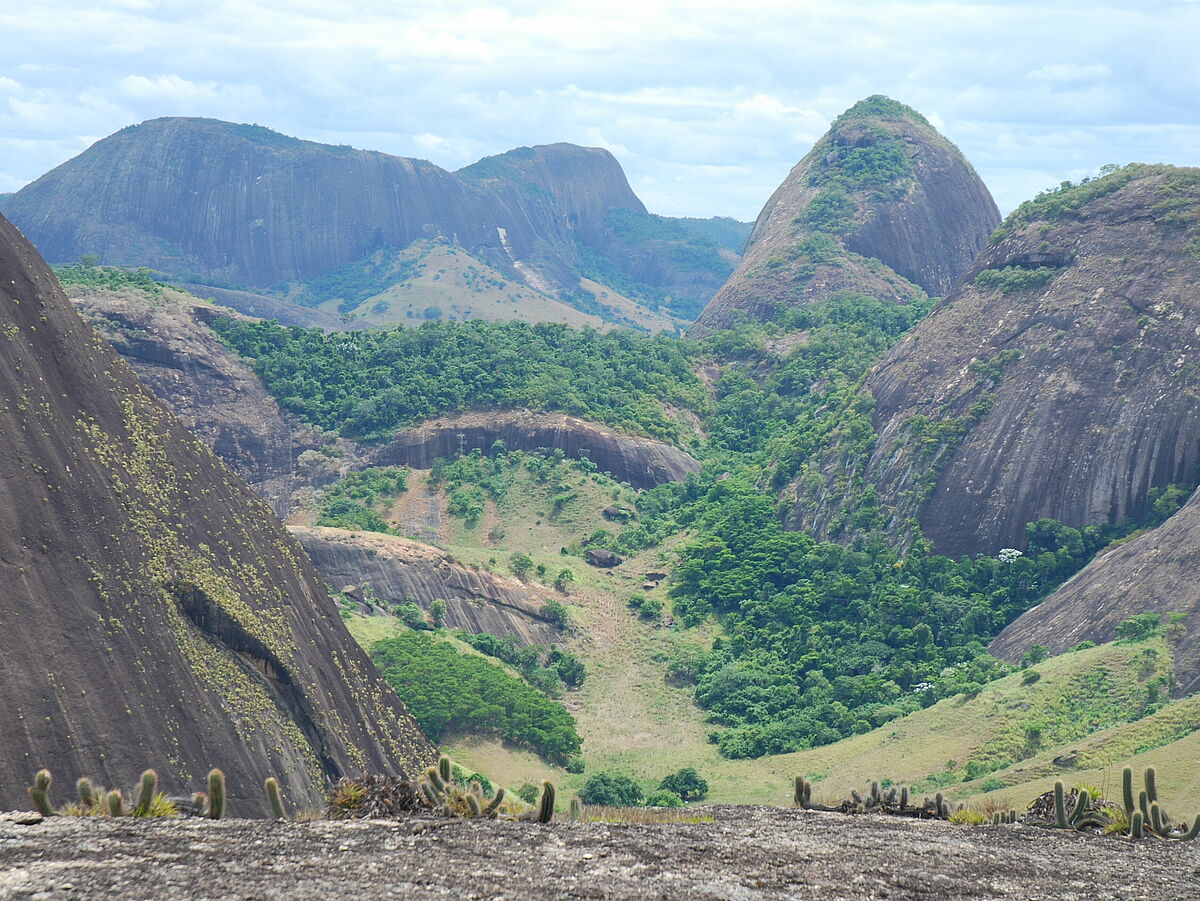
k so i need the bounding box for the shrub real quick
[658,767,708,801]
[578,773,644,807]
[644,790,685,808]
[566,758,585,774]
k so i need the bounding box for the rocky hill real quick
[693,96,999,333]
[790,164,1200,556]
[291,527,561,646]
[990,485,1200,694]
[370,411,702,489]
[69,284,299,513]
[0,212,434,811]
[0,118,739,322]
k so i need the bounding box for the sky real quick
[1,0,1198,220]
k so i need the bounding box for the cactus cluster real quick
[992,810,1019,825]
[419,756,507,819]
[792,776,953,820]
[26,767,243,819]
[1049,781,1107,831]
[1122,767,1200,841]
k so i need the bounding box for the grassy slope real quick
[335,463,1200,813]
[316,240,681,333]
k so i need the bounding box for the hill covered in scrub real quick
[693,96,999,333]
[0,118,744,325]
[791,164,1200,557]
[0,212,434,812]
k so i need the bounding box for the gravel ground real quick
[2,806,1198,900]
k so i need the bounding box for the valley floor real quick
[2,807,1197,900]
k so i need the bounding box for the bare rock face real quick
[70,286,298,513]
[0,119,729,311]
[990,487,1200,694]
[693,96,999,333]
[792,165,1200,556]
[291,527,561,647]
[0,213,434,812]
[370,411,702,489]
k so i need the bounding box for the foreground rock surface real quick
[1,806,1196,900]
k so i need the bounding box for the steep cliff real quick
[792,164,1200,556]
[0,213,434,812]
[989,486,1200,695]
[70,285,297,513]
[291,527,561,647]
[370,411,702,489]
[693,96,999,333]
[0,118,734,319]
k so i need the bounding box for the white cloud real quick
[1029,63,1111,82]
[0,1,1197,218]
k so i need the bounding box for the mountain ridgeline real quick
[0,118,746,322]
[693,96,999,333]
[0,212,434,812]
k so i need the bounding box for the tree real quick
[553,568,576,593]
[657,767,708,802]
[1115,613,1160,642]
[429,598,447,629]
[509,552,534,580]
[578,773,643,807]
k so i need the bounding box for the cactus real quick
[438,756,452,784]
[536,781,555,824]
[1144,766,1158,804]
[134,770,158,817]
[207,769,225,819]
[483,788,506,819]
[28,769,56,817]
[993,812,1003,825]
[569,797,581,821]
[264,777,285,820]
[466,793,482,817]
[1122,766,1135,818]
[1166,815,1200,841]
[1131,810,1145,839]
[794,776,813,808]
[899,787,909,809]
[1068,788,1090,826]
[77,777,96,810]
[107,790,125,817]
[1053,781,1069,829]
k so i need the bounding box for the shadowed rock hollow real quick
[291,526,562,646]
[370,411,702,489]
[0,213,434,813]
[991,485,1200,694]
[693,95,999,333]
[792,164,1200,557]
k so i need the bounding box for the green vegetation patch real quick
[212,318,707,442]
[974,266,1058,294]
[372,630,582,765]
[314,467,408,533]
[54,258,164,295]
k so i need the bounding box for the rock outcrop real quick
[990,486,1200,694]
[693,96,999,333]
[791,164,1200,556]
[291,527,561,647]
[370,411,702,489]
[70,286,298,513]
[1,118,736,317]
[0,212,434,812]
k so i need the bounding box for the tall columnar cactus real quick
[1122,767,1135,819]
[794,777,813,809]
[483,788,506,820]
[1053,782,1069,829]
[1131,810,1145,839]
[438,756,452,785]
[134,770,158,817]
[569,797,582,821]
[536,781,556,824]
[207,769,226,820]
[77,777,96,811]
[107,790,125,817]
[29,769,56,817]
[264,777,286,820]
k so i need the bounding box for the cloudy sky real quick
[1,0,1197,219]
